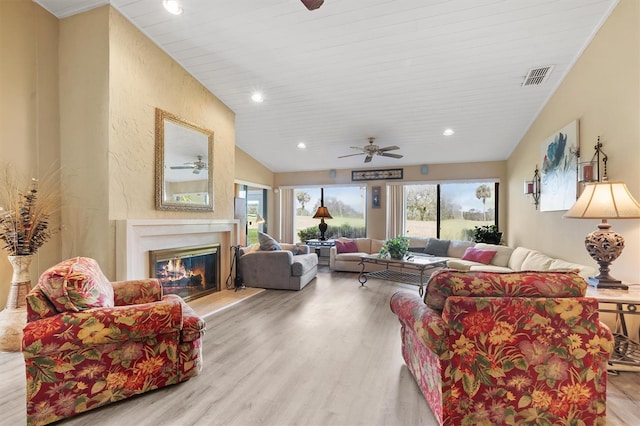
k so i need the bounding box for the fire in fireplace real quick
[149,244,220,301]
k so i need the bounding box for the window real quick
[404,181,498,241]
[293,186,366,242]
[238,186,267,245]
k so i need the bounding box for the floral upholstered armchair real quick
[390,270,614,426]
[22,257,206,426]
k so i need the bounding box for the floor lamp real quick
[313,188,332,241]
[564,180,640,289]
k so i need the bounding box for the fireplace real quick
[149,244,220,301]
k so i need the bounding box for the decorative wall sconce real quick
[523,166,541,209]
[578,136,608,183]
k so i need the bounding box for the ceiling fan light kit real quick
[338,137,403,163]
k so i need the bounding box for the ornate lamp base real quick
[318,219,328,241]
[584,221,628,290]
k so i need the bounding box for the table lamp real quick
[313,188,332,240]
[564,180,640,289]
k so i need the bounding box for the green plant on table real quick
[378,236,410,260]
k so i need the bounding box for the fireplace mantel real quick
[115,219,239,281]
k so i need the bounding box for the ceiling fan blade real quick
[378,145,400,152]
[380,153,403,159]
[364,155,373,163]
[192,168,201,174]
[170,165,195,169]
[301,0,324,10]
[338,153,365,158]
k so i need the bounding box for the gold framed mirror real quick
[155,108,214,211]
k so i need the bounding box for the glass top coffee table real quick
[357,253,446,296]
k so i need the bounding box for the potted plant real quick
[471,225,503,245]
[378,236,410,260]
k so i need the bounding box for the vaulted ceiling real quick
[35,0,618,173]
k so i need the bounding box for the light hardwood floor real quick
[1,269,638,425]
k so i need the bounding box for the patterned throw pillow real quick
[258,232,282,251]
[38,257,115,312]
[336,240,359,253]
[461,247,497,264]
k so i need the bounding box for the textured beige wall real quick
[507,0,640,283]
[58,6,236,279]
[0,1,60,307]
[59,7,111,271]
[109,8,236,222]
[274,161,507,241]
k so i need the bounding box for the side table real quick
[305,239,336,266]
[587,285,640,371]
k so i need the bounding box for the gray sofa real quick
[238,243,318,290]
[329,237,597,280]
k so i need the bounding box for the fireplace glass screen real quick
[149,244,220,301]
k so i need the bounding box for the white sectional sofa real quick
[329,237,597,280]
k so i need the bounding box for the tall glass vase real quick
[0,254,33,352]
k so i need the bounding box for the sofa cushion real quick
[424,238,450,257]
[258,232,282,251]
[370,239,384,254]
[520,250,554,271]
[336,239,359,253]
[291,253,318,276]
[549,259,597,280]
[447,240,475,258]
[474,243,514,267]
[508,246,534,270]
[446,260,472,270]
[39,257,115,312]
[424,270,587,311]
[461,247,496,264]
[352,238,372,253]
[468,265,513,273]
[334,252,369,262]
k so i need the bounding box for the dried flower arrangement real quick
[0,167,60,256]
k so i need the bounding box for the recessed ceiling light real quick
[251,92,264,103]
[297,142,306,149]
[163,0,183,15]
[443,128,455,136]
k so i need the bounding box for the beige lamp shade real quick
[564,180,640,289]
[564,181,640,219]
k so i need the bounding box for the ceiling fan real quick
[301,0,324,11]
[338,137,403,163]
[170,155,207,174]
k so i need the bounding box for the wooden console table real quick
[587,285,640,371]
[357,254,446,296]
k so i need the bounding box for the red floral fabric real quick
[23,265,205,426]
[38,257,114,312]
[425,269,587,311]
[390,270,613,426]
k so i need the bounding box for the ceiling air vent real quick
[522,65,554,87]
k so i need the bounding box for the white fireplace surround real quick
[115,219,239,281]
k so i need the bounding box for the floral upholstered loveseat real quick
[22,257,206,426]
[390,270,614,426]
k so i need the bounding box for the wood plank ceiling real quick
[35,0,619,173]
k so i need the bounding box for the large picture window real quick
[293,186,366,242]
[404,181,498,241]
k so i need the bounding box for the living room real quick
[1,0,639,425]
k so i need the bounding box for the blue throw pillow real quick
[258,232,282,251]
